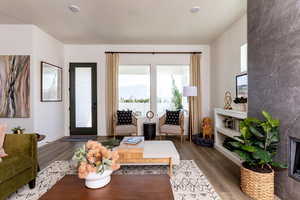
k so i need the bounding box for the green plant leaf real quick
[261,122,272,134]
[234,136,243,140]
[249,126,264,138]
[254,141,265,149]
[72,145,87,163]
[271,161,288,169]
[269,132,279,143]
[262,110,280,127]
[245,117,261,124]
[253,149,272,163]
[240,126,252,140]
[228,141,242,148]
[262,110,272,121]
[234,150,252,162]
[269,119,280,127]
[241,145,257,152]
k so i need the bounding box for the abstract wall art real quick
[0,55,30,118]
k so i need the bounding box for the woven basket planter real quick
[241,166,274,200]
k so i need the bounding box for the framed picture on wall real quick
[0,55,30,118]
[41,61,62,102]
[236,73,248,98]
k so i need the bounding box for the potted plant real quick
[11,126,25,134]
[72,140,120,189]
[227,111,287,200]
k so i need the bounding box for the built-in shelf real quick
[215,144,243,166]
[215,127,243,142]
[214,108,247,166]
[215,108,247,119]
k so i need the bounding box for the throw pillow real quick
[165,110,180,125]
[0,124,8,158]
[117,110,133,125]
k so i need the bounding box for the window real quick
[118,65,150,116]
[241,43,248,72]
[157,65,189,115]
[118,64,190,116]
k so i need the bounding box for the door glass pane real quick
[75,67,92,127]
[157,65,189,115]
[119,65,150,116]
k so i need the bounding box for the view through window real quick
[118,65,150,116]
[157,65,189,115]
[118,64,189,116]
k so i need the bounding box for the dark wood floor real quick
[38,136,250,200]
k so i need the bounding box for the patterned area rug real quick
[7,160,221,200]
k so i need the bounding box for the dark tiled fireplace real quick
[289,137,300,181]
[248,0,300,198]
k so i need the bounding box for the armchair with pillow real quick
[159,110,185,143]
[0,130,37,200]
[113,110,138,138]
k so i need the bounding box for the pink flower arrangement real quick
[73,140,120,179]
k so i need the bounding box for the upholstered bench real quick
[116,137,180,176]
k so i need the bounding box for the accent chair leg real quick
[29,179,36,189]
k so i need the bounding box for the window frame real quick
[118,64,189,116]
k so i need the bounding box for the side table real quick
[143,122,156,140]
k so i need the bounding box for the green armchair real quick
[0,134,37,199]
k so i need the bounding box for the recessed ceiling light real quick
[190,6,200,13]
[69,5,80,13]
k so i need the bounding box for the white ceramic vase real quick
[85,170,113,189]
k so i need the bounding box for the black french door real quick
[69,63,97,135]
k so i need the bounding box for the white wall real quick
[64,44,211,136]
[0,25,34,131]
[0,25,65,145]
[32,27,65,145]
[210,14,247,111]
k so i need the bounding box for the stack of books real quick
[123,137,143,145]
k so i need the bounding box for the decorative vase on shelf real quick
[85,170,113,189]
[238,103,247,112]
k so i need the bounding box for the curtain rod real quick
[105,51,202,54]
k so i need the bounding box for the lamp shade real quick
[183,86,197,97]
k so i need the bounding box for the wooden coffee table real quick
[40,175,174,200]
